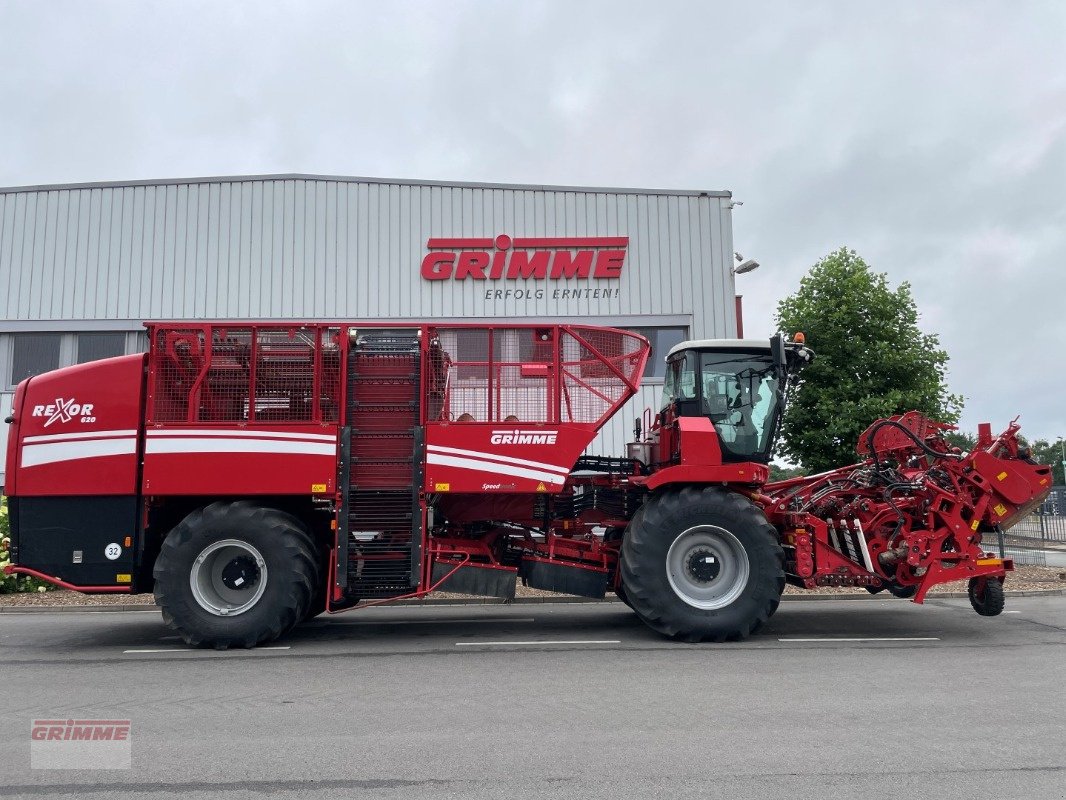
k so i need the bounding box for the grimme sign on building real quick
[0,174,739,477]
[421,235,627,300]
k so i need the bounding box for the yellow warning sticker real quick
[976,558,1002,566]
[996,471,1008,481]
[435,483,451,492]
[971,520,980,531]
[311,483,327,493]
[993,503,1008,516]
[116,574,132,583]
[536,482,547,492]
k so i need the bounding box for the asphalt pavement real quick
[3,596,1065,800]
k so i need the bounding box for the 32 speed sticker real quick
[104,543,122,560]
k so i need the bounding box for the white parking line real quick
[329,617,536,626]
[778,637,939,642]
[123,646,292,653]
[0,609,163,615]
[456,639,620,646]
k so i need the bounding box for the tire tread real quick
[153,502,321,649]
[620,487,784,642]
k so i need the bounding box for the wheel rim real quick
[666,524,750,610]
[189,539,268,617]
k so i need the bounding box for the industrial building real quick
[0,174,742,485]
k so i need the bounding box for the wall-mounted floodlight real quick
[732,252,760,275]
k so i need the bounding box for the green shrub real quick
[0,497,52,594]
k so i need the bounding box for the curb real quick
[0,604,162,613]
[2,588,1064,613]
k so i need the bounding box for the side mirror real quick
[770,333,787,373]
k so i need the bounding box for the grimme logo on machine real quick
[490,429,559,445]
[31,398,96,427]
[421,235,628,282]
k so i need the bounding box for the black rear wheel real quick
[154,502,319,649]
[620,487,784,642]
[968,576,1005,616]
[888,583,918,599]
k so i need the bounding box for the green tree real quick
[775,247,962,472]
[768,463,805,482]
[943,430,977,453]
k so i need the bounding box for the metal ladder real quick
[337,330,424,599]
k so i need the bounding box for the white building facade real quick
[0,174,741,485]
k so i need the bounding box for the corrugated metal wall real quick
[0,176,735,328]
[0,174,736,481]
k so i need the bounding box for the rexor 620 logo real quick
[31,398,97,427]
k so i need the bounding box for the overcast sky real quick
[1,0,1064,442]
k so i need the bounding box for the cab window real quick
[660,352,696,411]
[698,352,779,461]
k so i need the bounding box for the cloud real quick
[1,0,1064,439]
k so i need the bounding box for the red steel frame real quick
[757,412,1050,602]
[4,566,133,593]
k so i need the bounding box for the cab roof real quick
[665,339,774,359]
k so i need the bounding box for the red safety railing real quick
[147,324,342,425]
[429,325,647,429]
[146,322,649,430]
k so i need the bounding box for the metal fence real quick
[987,487,1066,567]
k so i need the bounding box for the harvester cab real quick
[658,334,813,465]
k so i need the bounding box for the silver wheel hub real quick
[189,539,268,617]
[666,524,750,610]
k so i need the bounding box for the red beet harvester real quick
[2,323,1051,647]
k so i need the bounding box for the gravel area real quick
[0,589,157,607]
[2,565,1063,607]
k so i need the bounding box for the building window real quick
[77,332,126,364]
[11,333,62,387]
[627,327,688,380]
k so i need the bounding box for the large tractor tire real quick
[604,527,635,610]
[154,502,319,649]
[620,487,784,642]
[303,586,329,622]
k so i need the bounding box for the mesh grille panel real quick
[254,328,315,421]
[319,328,342,422]
[148,324,342,424]
[561,329,646,425]
[205,327,252,421]
[436,328,555,423]
[151,328,206,422]
[346,490,415,598]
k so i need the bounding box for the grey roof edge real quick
[0,173,731,198]
[0,313,692,333]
